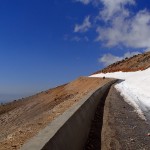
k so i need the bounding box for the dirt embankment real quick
[0,77,112,150]
[84,85,150,150]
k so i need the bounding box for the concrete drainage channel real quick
[21,80,117,150]
[84,83,112,150]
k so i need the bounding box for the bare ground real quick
[84,85,150,150]
[0,77,111,150]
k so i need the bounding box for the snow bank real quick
[90,68,150,120]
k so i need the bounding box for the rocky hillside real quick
[94,51,150,74]
[0,77,112,150]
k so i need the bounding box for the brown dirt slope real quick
[0,77,112,150]
[93,51,150,74]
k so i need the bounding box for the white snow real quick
[90,68,150,120]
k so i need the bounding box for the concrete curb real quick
[21,79,117,150]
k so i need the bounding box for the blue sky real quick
[0,0,150,102]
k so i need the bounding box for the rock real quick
[130,138,135,142]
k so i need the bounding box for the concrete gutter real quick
[21,79,117,150]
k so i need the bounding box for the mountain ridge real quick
[93,51,150,74]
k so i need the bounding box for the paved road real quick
[84,85,150,150]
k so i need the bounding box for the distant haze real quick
[0,94,27,103]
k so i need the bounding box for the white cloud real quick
[123,51,141,58]
[100,0,135,21]
[74,16,91,33]
[74,0,150,50]
[97,9,150,48]
[94,0,150,49]
[144,48,150,52]
[99,53,122,66]
[99,51,141,66]
[75,0,100,6]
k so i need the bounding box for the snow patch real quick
[90,68,150,120]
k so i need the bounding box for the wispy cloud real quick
[100,0,135,21]
[71,36,81,42]
[144,48,150,52]
[64,34,89,42]
[99,51,141,66]
[75,0,100,6]
[75,0,91,5]
[74,16,91,33]
[71,36,89,42]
